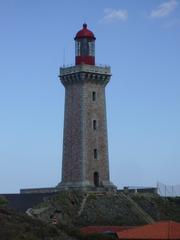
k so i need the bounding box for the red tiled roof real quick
[80,226,133,234]
[117,221,180,239]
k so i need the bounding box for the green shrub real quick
[0,196,8,206]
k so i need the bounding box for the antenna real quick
[63,48,66,66]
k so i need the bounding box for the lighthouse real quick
[58,24,116,191]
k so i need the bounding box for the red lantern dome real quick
[74,24,96,65]
[75,23,96,40]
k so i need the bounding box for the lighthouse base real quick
[56,181,117,192]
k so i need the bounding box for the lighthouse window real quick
[80,38,89,56]
[89,41,95,56]
[92,91,96,101]
[94,149,97,159]
[75,41,80,56]
[93,120,97,130]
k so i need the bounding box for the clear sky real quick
[0,0,180,193]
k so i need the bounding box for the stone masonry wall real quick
[62,83,83,183]
[60,67,114,189]
[82,82,110,185]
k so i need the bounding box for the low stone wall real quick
[20,187,58,194]
[121,187,158,194]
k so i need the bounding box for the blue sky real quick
[0,0,180,193]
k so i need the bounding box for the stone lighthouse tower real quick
[58,24,116,191]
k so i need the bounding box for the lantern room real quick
[74,23,96,65]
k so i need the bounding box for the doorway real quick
[94,172,99,187]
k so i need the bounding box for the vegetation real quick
[0,196,8,206]
[0,207,117,240]
[0,207,75,240]
[130,193,180,222]
[1,192,180,239]
[32,191,180,227]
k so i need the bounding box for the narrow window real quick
[92,91,96,101]
[93,120,97,130]
[94,149,97,159]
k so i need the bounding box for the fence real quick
[157,182,180,197]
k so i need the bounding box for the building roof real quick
[80,226,133,235]
[74,23,95,40]
[117,221,180,239]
